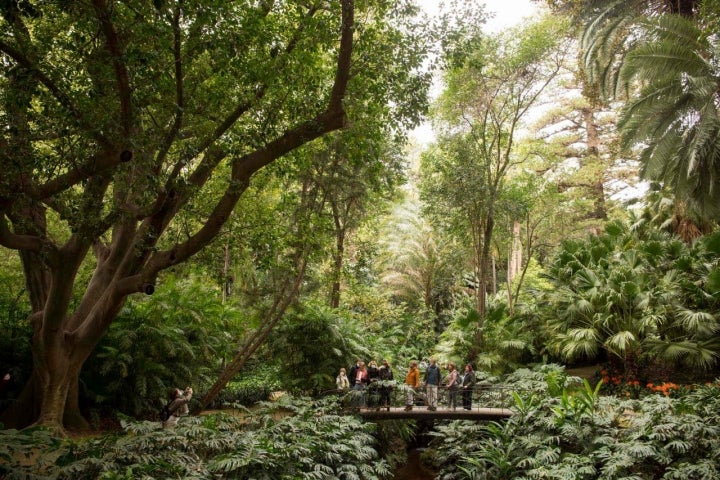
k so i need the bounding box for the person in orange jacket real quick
[404,360,420,411]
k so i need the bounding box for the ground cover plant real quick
[1,396,390,480]
[427,365,720,479]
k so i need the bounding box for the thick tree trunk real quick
[1,333,92,433]
[2,280,124,433]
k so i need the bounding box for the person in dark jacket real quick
[367,360,380,407]
[424,358,441,411]
[348,359,360,387]
[377,359,394,410]
[461,364,475,410]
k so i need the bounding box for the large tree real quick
[0,0,431,432]
[570,0,719,227]
[421,16,568,350]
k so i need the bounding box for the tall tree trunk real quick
[581,107,607,220]
[492,255,497,295]
[509,221,522,281]
[222,242,231,303]
[329,228,345,309]
[474,214,495,353]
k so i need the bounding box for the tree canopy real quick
[0,0,434,432]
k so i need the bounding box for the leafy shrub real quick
[81,274,243,419]
[267,302,372,394]
[428,367,720,479]
[209,363,282,408]
[2,396,390,480]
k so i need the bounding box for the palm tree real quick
[616,14,720,221]
[543,222,720,375]
[580,1,719,223]
[378,203,463,316]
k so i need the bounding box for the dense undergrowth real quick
[4,365,720,479]
[0,396,391,480]
[428,366,720,479]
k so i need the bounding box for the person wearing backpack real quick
[162,386,193,428]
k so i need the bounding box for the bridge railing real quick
[331,381,518,411]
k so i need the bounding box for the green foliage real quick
[429,366,720,479]
[581,0,720,221]
[339,278,438,368]
[539,222,720,376]
[436,291,544,374]
[422,13,570,326]
[268,302,371,394]
[82,274,243,419]
[2,397,389,480]
[0,427,65,478]
[552,379,603,427]
[209,363,282,408]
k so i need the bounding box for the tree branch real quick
[0,39,112,151]
[118,0,355,292]
[92,0,133,138]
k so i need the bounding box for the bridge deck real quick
[356,406,513,421]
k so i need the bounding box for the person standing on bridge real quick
[445,362,459,410]
[377,359,394,411]
[352,361,368,409]
[403,360,420,411]
[424,358,441,411]
[461,364,476,410]
[348,359,360,387]
[367,360,379,407]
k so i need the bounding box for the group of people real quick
[337,359,396,410]
[336,358,477,411]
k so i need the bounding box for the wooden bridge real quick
[334,383,518,421]
[357,405,513,421]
